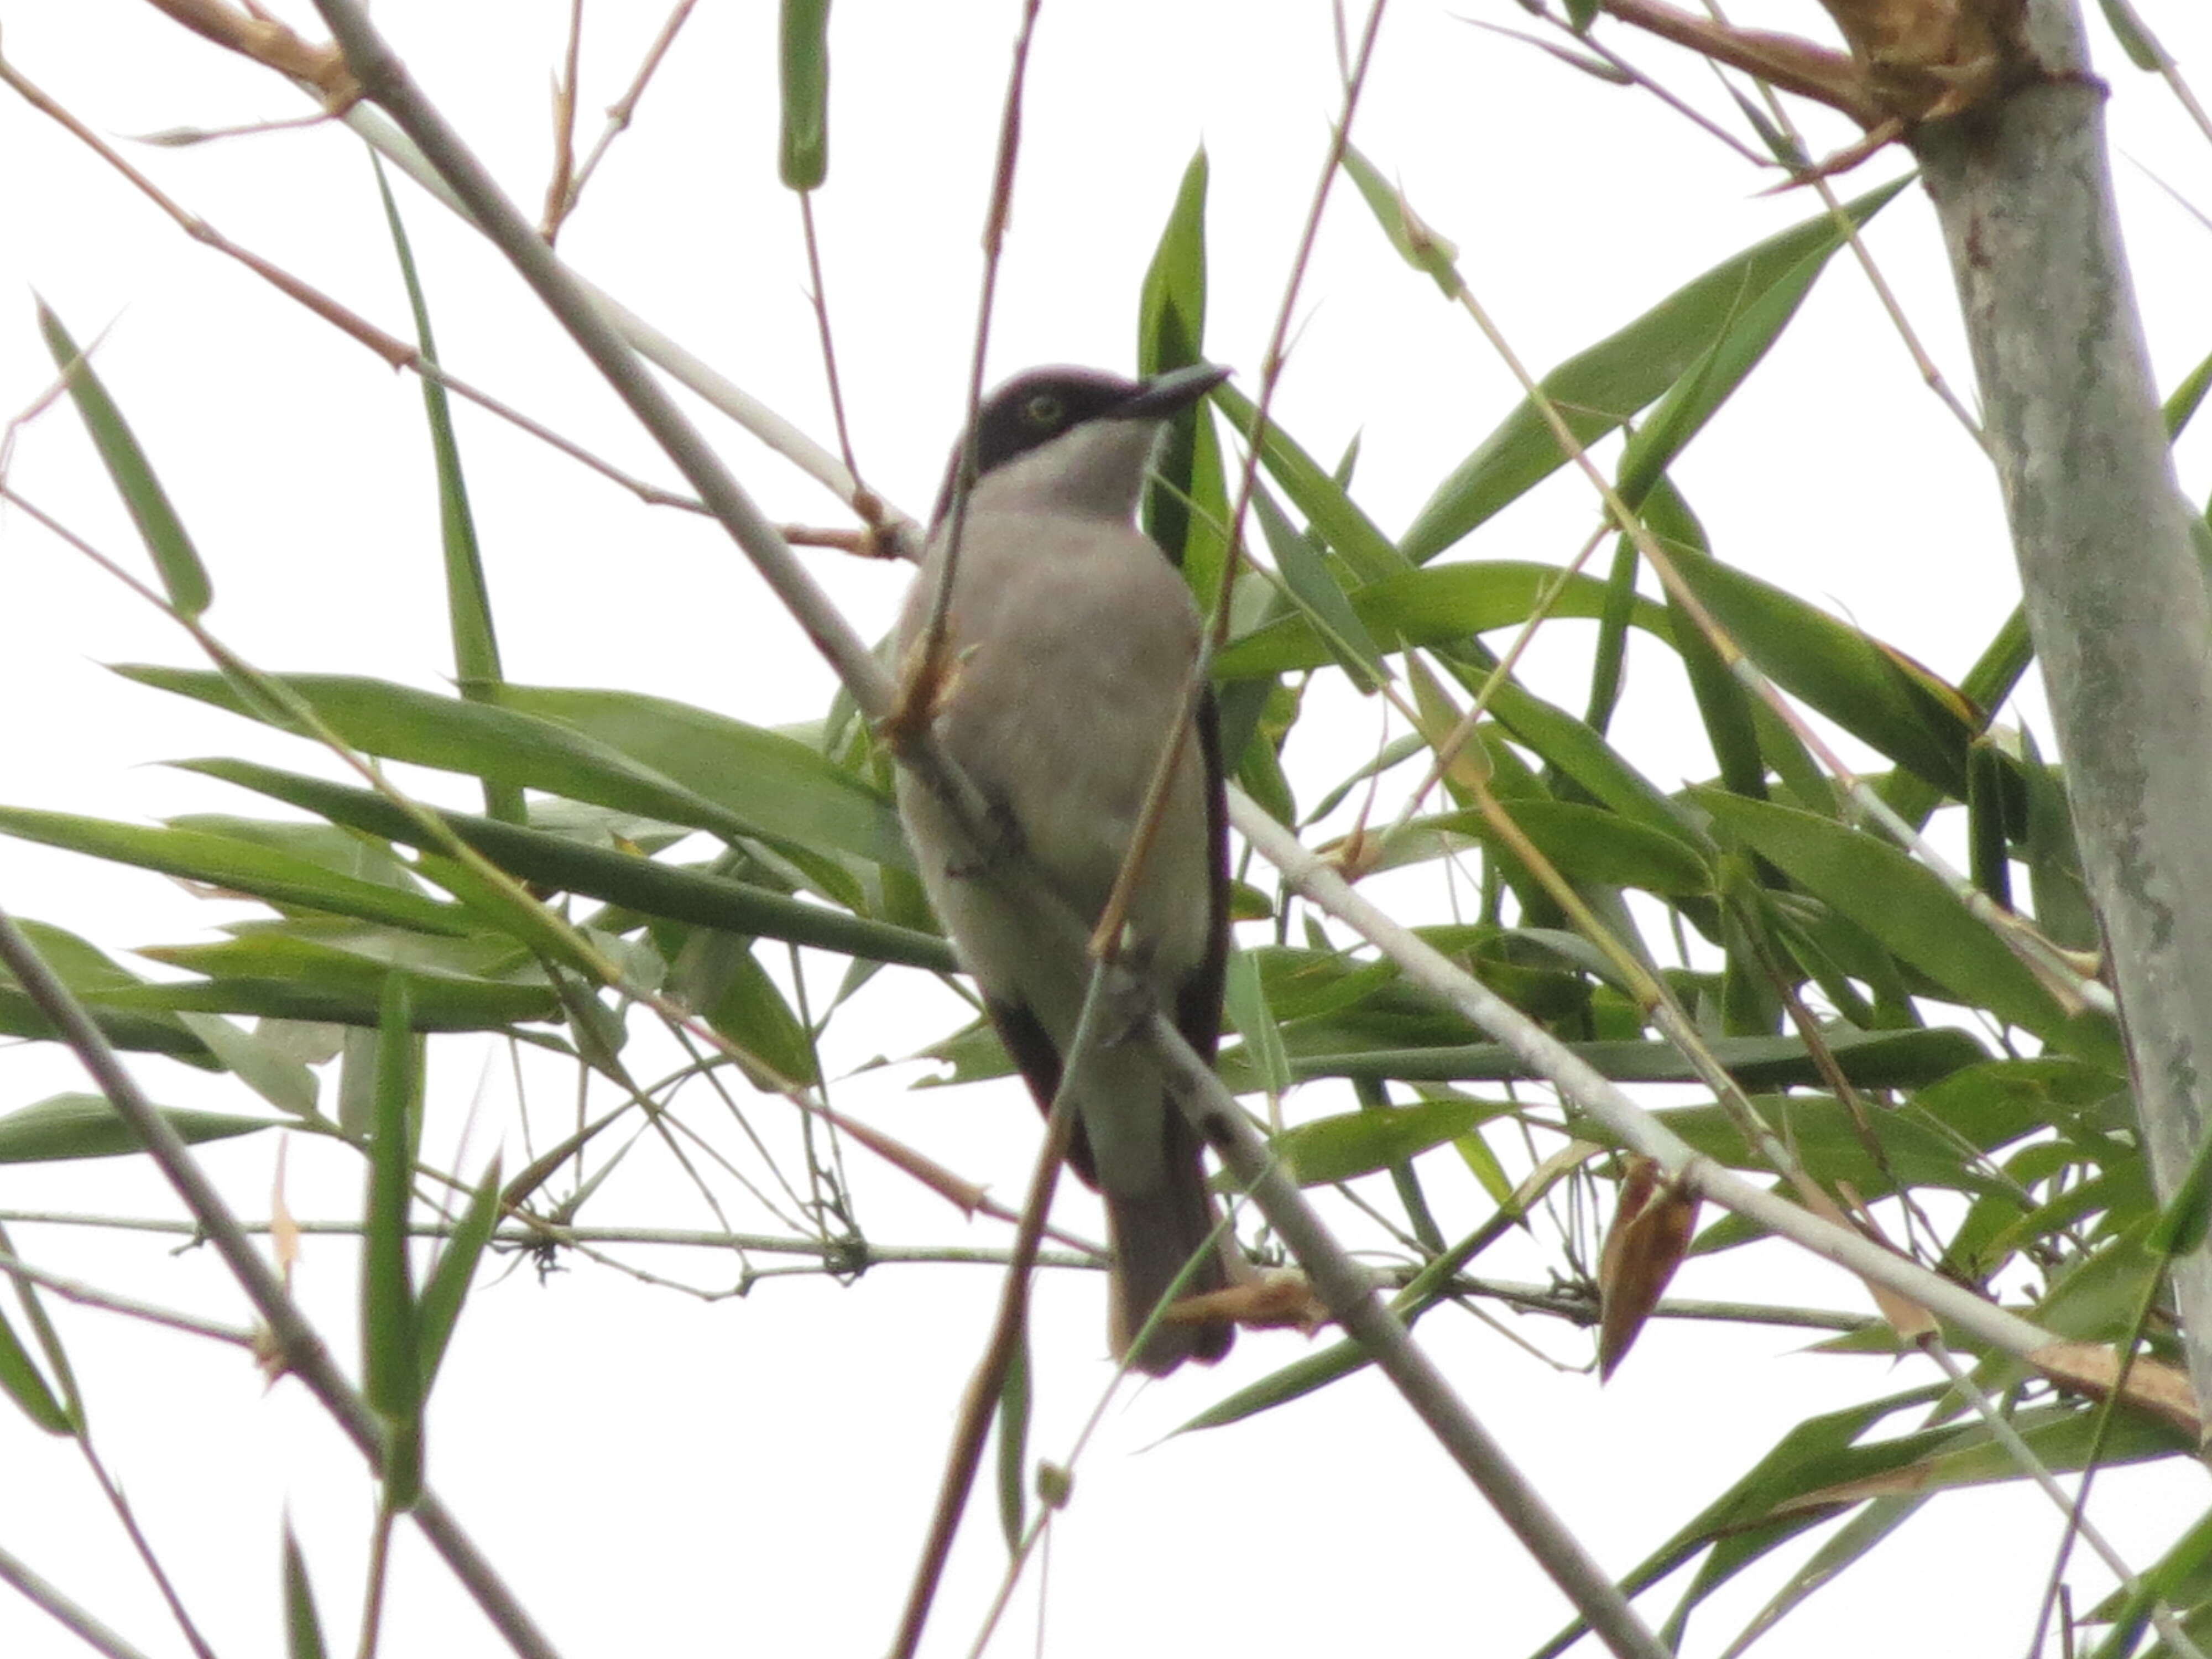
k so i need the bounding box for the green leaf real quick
[373,156,522,825]
[1340,143,1462,298]
[1416,799,1714,897]
[778,0,832,189]
[2094,0,2172,71]
[1402,176,1910,562]
[1222,948,1292,1099]
[281,1522,330,1659]
[0,1301,71,1434]
[1666,555,1976,798]
[0,917,216,1066]
[1613,241,1843,512]
[997,1324,1030,1553]
[118,667,868,858]
[363,975,422,1508]
[0,1093,275,1162]
[1280,1097,1494,1185]
[1138,149,1223,587]
[1212,383,1406,582]
[0,806,476,936]
[1697,792,2069,1042]
[181,759,956,972]
[1290,1024,1986,1091]
[174,1012,321,1118]
[669,931,820,1084]
[416,1158,502,1389]
[492,684,909,869]
[2163,343,2212,440]
[37,301,213,616]
[1215,560,1669,680]
[1249,479,1389,689]
[1531,1386,1944,1658]
[124,924,559,1031]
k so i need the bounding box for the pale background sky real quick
[2,2,2210,1656]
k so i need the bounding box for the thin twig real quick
[1229,787,2071,1366]
[76,1439,220,1659]
[0,50,708,513]
[1692,0,1985,442]
[1145,1005,1672,1659]
[560,0,698,218]
[0,1540,158,1659]
[1091,0,1391,956]
[538,0,585,242]
[888,971,1098,1659]
[1919,1336,2204,1659]
[0,906,567,1659]
[0,1249,255,1345]
[910,0,1046,694]
[797,191,862,486]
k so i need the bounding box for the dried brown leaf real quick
[1598,1155,1700,1380]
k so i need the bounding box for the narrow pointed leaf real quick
[0,806,476,936]
[778,0,832,189]
[281,1522,330,1659]
[1222,948,1292,1098]
[0,1093,275,1162]
[0,1303,71,1434]
[1212,384,1406,581]
[38,301,212,615]
[374,157,523,824]
[1249,481,1390,689]
[117,667,855,857]
[363,975,422,1507]
[1215,560,1669,679]
[492,684,909,869]
[1138,150,1223,586]
[416,1158,502,1389]
[179,759,955,971]
[175,1013,320,1118]
[1402,176,1908,561]
[1697,792,2069,1041]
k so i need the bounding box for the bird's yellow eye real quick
[1021,393,1064,427]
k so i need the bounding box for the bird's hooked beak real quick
[1114,362,1232,420]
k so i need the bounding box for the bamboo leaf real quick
[1279,1096,1495,1185]
[1402,176,1910,562]
[0,806,476,936]
[1138,149,1225,589]
[492,684,909,869]
[362,975,422,1507]
[0,1302,71,1434]
[180,759,956,971]
[0,1093,276,1162]
[1216,561,1666,679]
[778,0,832,189]
[1212,383,1406,582]
[281,1522,330,1659]
[373,156,523,825]
[118,667,874,858]
[1697,792,2069,1042]
[416,1158,502,1389]
[1666,556,1978,799]
[37,301,212,615]
[1223,948,1293,1099]
[1249,479,1390,690]
[174,1012,320,1118]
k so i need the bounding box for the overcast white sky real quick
[2,3,2211,1657]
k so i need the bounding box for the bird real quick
[893,362,1239,1375]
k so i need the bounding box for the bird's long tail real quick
[1103,1101,1237,1376]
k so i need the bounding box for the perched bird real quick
[894,362,1238,1375]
